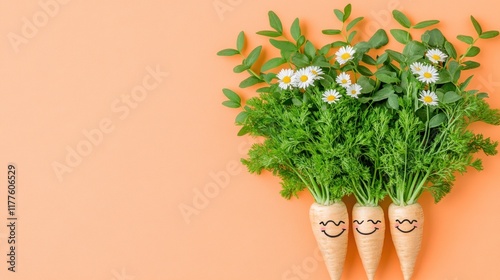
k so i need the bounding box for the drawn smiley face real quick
[395,219,418,233]
[319,220,346,238]
[353,219,381,235]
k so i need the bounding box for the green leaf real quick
[237,126,250,136]
[222,100,240,108]
[437,69,451,84]
[244,46,262,67]
[319,44,332,55]
[448,61,461,83]
[304,41,316,59]
[334,9,344,22]
[239,76,262,88]
[261,57,286,72]
[375,72,400,84]
[347,31,357,43]
[443,91,462,104]
[357,65,373,76]
[291,53,310,68]
[354,41,371,54]
[471,16,482,35]
[256,86,272,93]
[425,29,446,47]
[217,48,240,56]
[460,75,474,90]
[332,41,348,48]
[413,20,440,29]
[223,88,241,104]
[290,18,301,41]
[362,54,377,65]
[297,36,306,48]
[256,30,282,37]
[289,98,301,106]
[465,46,480,57]
[402,40,426,57]
[477,92,489,99]
[376,52,389,65]
[373,86,395,101]
[462,61,480,70]
[268,11,283,33]
[385,50,405,64]
[235,111,248,124]
[262,73,276,84]
[236,31,245,52]
[347,17,364,31]
[368,29,389,49]
[322,29,342,35]
[270,39,298,52]
[387,94,399,109]
[479,30,499,39]
[457,35,474,44]
[392,10,411,28]
[390,29,411,44]
[444,41,457,59]
[429,113,446,128]
[233,64,250,73]
[357,76,375,93]
[343,4,352,22]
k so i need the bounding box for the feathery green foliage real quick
[218,5,500,206]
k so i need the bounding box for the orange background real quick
[0,0,499,279]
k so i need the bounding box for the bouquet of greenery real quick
[218,5,499,280]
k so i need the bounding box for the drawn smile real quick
[395,219,418,234]
[355,227,379,235]
[321,228,346,238]
[353,219,381,236]
[319,220,346,238]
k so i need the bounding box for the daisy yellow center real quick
[432,54,441,61]
[424,72,432,78]
[351,90,357,94]
[424,96,433,103]
[341,53,351,60]
[311,70,318,75]
[415,67,421,71]
[327,95,336,101]
[342,79,347,84]
[283,76,291,84]
[300,75,309,82]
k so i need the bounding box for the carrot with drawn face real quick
[309,201,349,280]
[389,203,424,280]
[352,204,385,280]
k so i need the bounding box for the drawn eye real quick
[367,219,382,224]
[395,219,418,233]
[353,220,364,225]
[319,220,346,238]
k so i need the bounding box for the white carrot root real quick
[309,201,349,280]
[352,203,385,280]
[388,202,424,280]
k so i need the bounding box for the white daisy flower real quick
[426,49,448,64]
[322,89,341,104]
[306,66,324,80]
[293,68,315,89]
[335,46,356,65]
[277,69,296,90]
[335,72,351,88]
[417,65,439,84]
[410,62,426,75]
[346,83,362,98]
[419,90,439,106]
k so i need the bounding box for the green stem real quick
[408,168,432,204]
